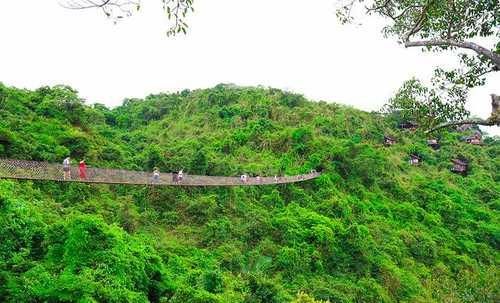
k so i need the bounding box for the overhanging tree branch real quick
[337,0,499,133]
[405,39,500,69]
[426,119,495,133]
[426,94,500,133]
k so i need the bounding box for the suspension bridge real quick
[0,159,320,186]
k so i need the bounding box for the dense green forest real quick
[0,82,498,302]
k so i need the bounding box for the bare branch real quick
[59,0,113,10]
[366,0,391,13]
[59,0,194,36]
[391,4,423,20]
[402,1,434,42]
[59,0,139,19]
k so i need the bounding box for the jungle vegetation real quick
[0,82,498,302]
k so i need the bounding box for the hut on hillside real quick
[384,135,396,146]
[399,121,418,131]
[409,154,422,166]
[427,139,440,150]
[465,131,482,145]
[451,158,469,175]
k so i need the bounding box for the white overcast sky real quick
[0,0,498,134]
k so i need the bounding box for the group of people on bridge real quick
[151,167,184,184]
[61,157,317,185]
[62,157,87,180]
[62,157,185,184]
[239,170,316,184]
[239,174,268,183]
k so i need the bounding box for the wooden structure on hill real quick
[399,121,418,131]
[451,158,469,175]
[427,139,440,150]
[409,154,421,166]
[465,131,483,145]
[384,135,396,146]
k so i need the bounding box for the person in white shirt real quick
[62,157,71,180]
[152,167,160,183]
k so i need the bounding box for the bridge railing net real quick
[0,159,320,186]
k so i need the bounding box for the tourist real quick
[79,160,87,180]
[62,157,71,180]
[152,167,160,183]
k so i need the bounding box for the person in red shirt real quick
[79,160,87,180]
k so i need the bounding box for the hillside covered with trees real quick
[0,83,498,302]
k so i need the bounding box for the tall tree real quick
[59,0,194,36]
[337,0,499,131]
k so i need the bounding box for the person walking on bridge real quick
[152,167,160,184]
[62,157,71,180]
[178,169,184,182]
[79,160,87,180]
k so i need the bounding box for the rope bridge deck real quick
[0,159,321,186]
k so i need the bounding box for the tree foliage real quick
[338,0,500,130]
[382,78,470,129]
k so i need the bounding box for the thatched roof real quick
[410,154,421,160]
[451,158,468,166]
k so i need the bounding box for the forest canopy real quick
[0,83,499,302]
